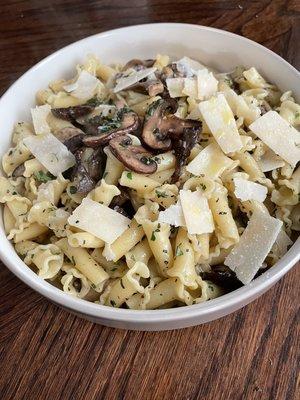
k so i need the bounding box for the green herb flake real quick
[155,190,168,198]
[120,279,125,289]
[103,171,108,179]
[295,111,300,119]
[150,231,156,241]
[110,300,116,307]
[69,186,77,194]
[34,170,55,183]
[127,172,133,180]
[219,211,227,215]
[175,244,184,257]
[200,183,207,191]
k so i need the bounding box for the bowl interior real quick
[0,23,299,327]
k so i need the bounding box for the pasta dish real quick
[1,54,299,309]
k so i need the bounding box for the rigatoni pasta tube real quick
[168,227,198,289]
[56,238,109,287]
[119,171,160,193]
[13,223,49,243]
[108,219,144,262]
[142,220,173,276]
[208,183,239,248]
[125,238,152,268]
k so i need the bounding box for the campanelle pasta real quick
[1,54,298,309]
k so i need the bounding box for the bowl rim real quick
[0,22,299,324]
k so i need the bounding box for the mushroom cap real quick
[109,135,157,174]
[83,111,140,147]
[142,98,178,150]
[54,127,84,152]
[122,59,155,71]
[52,105,94,121]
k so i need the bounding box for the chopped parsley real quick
[199,183,207,191]
[150,231,156,241]
[69,186,77,194]
[127,172,133,180]
[295,111,300,119]
[85,97,103,107]
[219,211,227,215]
[155,190,168,198]
[34,170,55,183]
[175,244,184,257]
[120,279,125,289]
[110,300,116,307]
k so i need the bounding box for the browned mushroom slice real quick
[71,147,105,194]
[109,135,157,174]
[142,98,178,150]
[54,127,84,152]
[158,115,201,138]
[12,163,25,177]
[123,59,155,71]
[127,80,164,97]
[52,105,94,122]
[171,127,199,183]
[83,111,140,147]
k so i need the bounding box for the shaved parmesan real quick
[114,67,157,93]
[257,148,285,172]
[103,243,116,261]
[182,78,198,98]
[222,88,260,125]
[234,177,267,202]
[186,142,234,179]
[63,70,99,100]
[199,94,243,154]
[68,198,130,244]
[224,210,282,284]
[158,200,185,227]
[249,111,300,167]
[272,229,292,257]
[176,56,205,77]
[23,133,75,176]
[180,190,214,235]
[197,69,218,100]
[31,105,51,135]
[166,77,185,98]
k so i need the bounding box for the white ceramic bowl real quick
[0,23,299,331]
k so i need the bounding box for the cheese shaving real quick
[197,69,218,100]
[158,200,186,227]
[234,177,267,202]
[224,210,282,284]
[199,93,243,154]
[63,70,99,100]
[31,105,51,135]
[114,67,157,93]
[180,190,214,235]
[186,142,234,179]
[68,198,131,244]
[23,133,76,176]
[166,77,185,98]
[176,56,205,77]
[257,148,285,172]
[249,111,300,167]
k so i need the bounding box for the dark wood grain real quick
[0,1,299,399]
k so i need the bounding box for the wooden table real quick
[0,1,299,399]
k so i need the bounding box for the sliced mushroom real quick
[123,59,155,71]
[109,135,157,174]
[54,127,84,152]
[127,80,164,97]
[142,99,178,150]
[171,127,199,183]
[71,147,106,194]
[200,265,242,291]
[52,105,94,122]
[83,110,140,147]
[12,163,25,177]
